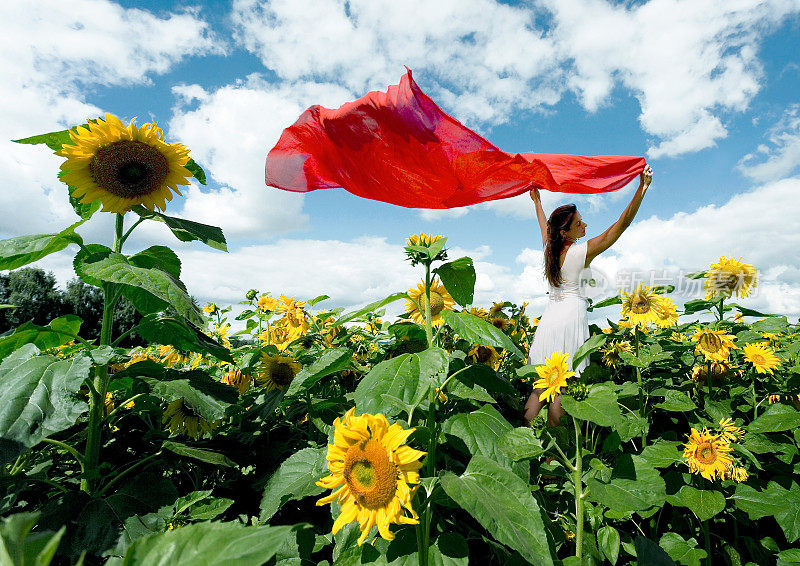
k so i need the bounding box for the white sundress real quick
[528,241,591,375]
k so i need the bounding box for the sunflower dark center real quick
[475,346,494,363]
[343,438,397,509]
[751,354,765,365]
[631,296,651,314]
[272,363,295,386]
[699,333,723,353]
[89,140,169,199]
[423,291,445,316]
[696,442,717,464]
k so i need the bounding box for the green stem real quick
[634,327,647,447]
[752,371,758,419]
[702,518,712,566]
[572,416,584,561]
[42,438,85,467]
[424,263,433,348]
[418,388,438,566]
[81,213,124,494]
[98,451,162,497]
[716,297,724,323]
[119,215,145,247]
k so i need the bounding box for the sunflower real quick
[159,344,186,367]
[257,294,279,312]
[683,428,733,481]
[56,113,191,214]
[729,466,749,483]
[468,344,502,370]
[532,351,575,402]
[654,297,679,328]
[275,295,310,335]
[221,369,251,395]
[404,278,455,327]
[489,302,507,316]
[600,340,632,368]
[620,283,664,327]
[489,316,515,332]
[704,256,757,299]
[259,322,297,351]
[468,307,489,319]
[162,399,218,439]
[316,408,425,545]
[742,343,780,374]
[718,418,745,443]
[203,303,217,314]
[691,329,736,361]
[257,353,302,391]
[406,233,442,247]
[691,361,735,383]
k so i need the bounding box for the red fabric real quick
[265,69,646,209]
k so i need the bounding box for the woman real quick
[524,165,653,426]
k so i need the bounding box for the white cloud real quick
[0,0,222,237]
[738,104,800,182]
[543,0,800,158]
[169,76,357,238]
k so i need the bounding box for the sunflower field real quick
[1,118,800,566]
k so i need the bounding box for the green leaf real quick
[597,525,620,565]
[778,549,800,564]
[77,251,202,325]
[117,521,300,566]
[659,533,706,566]
[635,536,678,566]
[439,455,555,566]
[587,455,666,514]
[453,362,515,397]
[748,403,800,433]
[354,348,448,417]
[13,128,72,150]
[562,384,623,427]
[185,158,206,185]
[129,205,227,252]
[498,427,545,461]
[0,222,83,271]
[734,481,787,519]
[728,303,773,318]
[684,270,707,280]
[0,315,82,360]
[259,447,327,522]
[587,295,622,312]
[440,311,525,361]
[0,512,65,566]
[752,316,789,334]
[0,345,90,465]
[129,246,181,278]
[434,257,476,307]
[161,441,236,467]
[285,347,352,397]
[655,390,697,412]
[669,486,726,521]
[132,315,232,364]
[639,440,682,468]
[442,405,525,477]
[682,299,715,315]
[572,334,607,369]
[335,292,407,326]
[117,361,236,421]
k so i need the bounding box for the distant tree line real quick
[0,267,143,347]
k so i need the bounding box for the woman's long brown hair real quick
[544,204,577,287]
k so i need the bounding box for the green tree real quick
[0,267,68,332]
[64,278,143,347]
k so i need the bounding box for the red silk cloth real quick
[265,69,646,209]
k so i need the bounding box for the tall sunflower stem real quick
[424,263,434,348]
[634,327,647,448]
[752,371,758,419]
[572,416,584,561]
[81,213,124,494]
[702,518,712,566]
[418,388,438,566]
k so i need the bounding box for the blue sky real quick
[2,0,800,323]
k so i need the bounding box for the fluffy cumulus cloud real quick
[543,0,800,158]
[168,76,355,238]
[0,0,221,236]
[738,104,800,182]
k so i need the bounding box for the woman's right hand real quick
[640,165,653,193]
[529,187,540,201]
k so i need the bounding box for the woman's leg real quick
[546,393,566,427]
[524,389,546,425]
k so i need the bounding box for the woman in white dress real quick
[523,165,653,426]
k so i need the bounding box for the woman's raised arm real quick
[529,187,548,247]
[586,165,653,265]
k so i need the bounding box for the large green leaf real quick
[162,441,236,467]
[129,205,227,252]
[587,455,666,514]
[185,158,207,185]
[655,390,696,412]
[562,384,623,427]
[354,348,448,417]
[667,486,725,521]
[682,299,715,315]
[0,222,83,271]
[116,361,237,421]
[734,481,800,542]
[13,128,72,151]
[259,447,327,522]
[639,440,682,468]
[748,403,800,433]
[128,246,181,278]
[332,523,466,566]
[434,257,476,307]
[440,311,525,361]
[335,292,408,326]
[0,345,90,465]
[285,347,352,396]
[450,358,515,397]
[498,427,546,461]
[439,455,555,566]
[635,536,678,566]
[442,405,525,477]
[114,522,298,565]
[132,315,232,364]
[0,315,82,360]
[0,512,65,566]
[751,316,788,334]
[572,334,607,369]
[76,251,202,324]
[659,533,706,566]
[597,525,620,565]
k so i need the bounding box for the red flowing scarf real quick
[265,69,646,209]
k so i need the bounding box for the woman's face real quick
[563,211,586,240]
